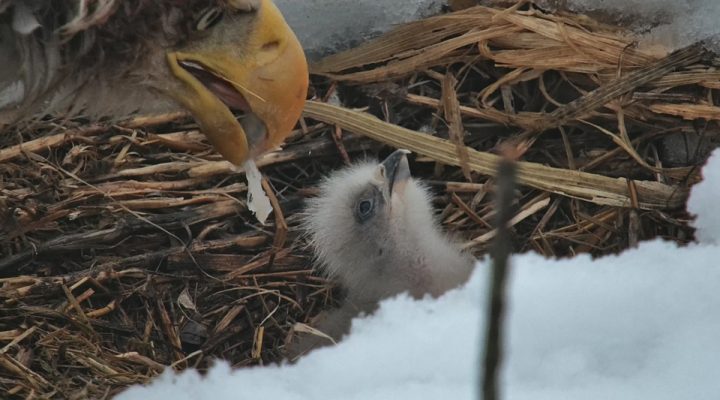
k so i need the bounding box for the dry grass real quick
[1,2,716,397]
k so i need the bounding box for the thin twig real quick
[481,156,516,400]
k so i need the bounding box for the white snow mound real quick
[688,149,720,244]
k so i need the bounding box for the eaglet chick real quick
[288,150,474,358]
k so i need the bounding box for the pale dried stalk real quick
[648,103,720,121]
[303,101,687,210]
[442,74,472,180]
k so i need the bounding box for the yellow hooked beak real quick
[166,0,308,165]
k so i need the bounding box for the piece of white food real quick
[242,159,272,224]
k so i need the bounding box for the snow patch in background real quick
[118,150,720,400]
[275,0,445,58]
[554,0,720,51]
[277,0,720,58]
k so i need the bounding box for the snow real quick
[277,0,720,57]
[554,0,720,51]
[117,150,720,400]
[687,150,720,244]
[274,0,445,58]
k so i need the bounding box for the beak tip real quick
[381,149,413,195]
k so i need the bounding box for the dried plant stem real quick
[303,101,686,210]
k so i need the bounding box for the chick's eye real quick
[359,200,373,214]
[354,198,376,222]
[195,7,224,31]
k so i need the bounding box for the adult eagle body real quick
[0,0,308,164]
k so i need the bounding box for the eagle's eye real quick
[194,7,224,31]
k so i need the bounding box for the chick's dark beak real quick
[380,149,412,196]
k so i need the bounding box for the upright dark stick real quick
[481,158,516,400]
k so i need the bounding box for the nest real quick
[1,2,716,398]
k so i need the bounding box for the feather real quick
[0,80,24,109]
[11,2,40,34]
[0,0,222,124]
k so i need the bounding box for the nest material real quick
[0,2,717,398]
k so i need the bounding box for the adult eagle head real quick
[0,0,308,164]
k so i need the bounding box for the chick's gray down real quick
[289,150,474,358]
